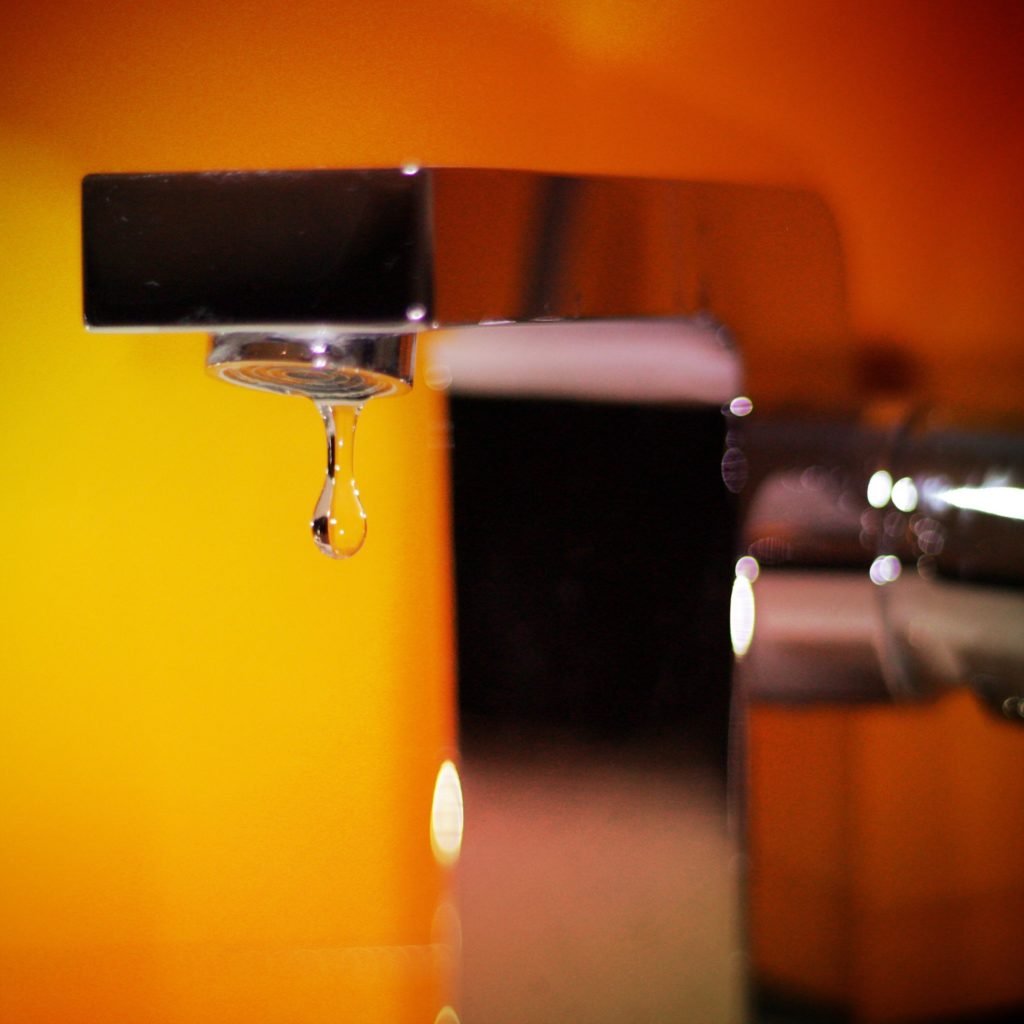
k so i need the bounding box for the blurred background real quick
[2,1,1023,1021]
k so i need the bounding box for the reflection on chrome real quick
[910,516,946,556]
[869,554,902,585]
[891,476,919,513]
[935,484,1024,521]
[736,555,760,582]
[867,469,893,509]
[1003,697,1024,721]
[730,569,756,658]
[431,760,465,867]
[721,447,748,494]
[742,414,1023,720]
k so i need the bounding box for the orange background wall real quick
[5,0,1022,399]
[2,1,1023,1021]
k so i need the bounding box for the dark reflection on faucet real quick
[522,177,581,319]
[452,396,735,762]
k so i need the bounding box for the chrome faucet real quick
[81,166,854,1024]
[81,166,847,400]
[80,166,1022,1021]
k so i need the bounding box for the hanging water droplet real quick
[311,402,367,559]
[206,333,416,560]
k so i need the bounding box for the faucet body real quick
[79,165,1024,1021]
[82,165,845,354]
[79,165,853,1023]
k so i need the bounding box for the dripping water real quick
[206,332,416,560]
[311,402,367,559]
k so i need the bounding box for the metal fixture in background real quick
[738,411,1024,723]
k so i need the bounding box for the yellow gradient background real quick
[1,137,456,1022]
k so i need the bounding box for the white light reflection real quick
[869,555,902,586]
[729,395,753,417]
[430,760,464,867]
[730,559,757,657]
[735,555,760,582]
[936,485,1024,522]
[867,470,893,509]
[891,476,919,513]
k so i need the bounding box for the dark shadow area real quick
[753,982,853,1024]
[450,395,735,777]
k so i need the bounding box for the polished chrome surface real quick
[739,413,1024,721]
[78,163,1024,1024]
[82,167,846,351]
[82,169,432,334]
[81,166,768,1019]
[207,331,414,401]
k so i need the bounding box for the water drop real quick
[311,402,367,559]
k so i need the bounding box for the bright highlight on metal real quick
[869,555,902,585]
[867,469,893,509]
[891,476,919,513]
[937,485,1024,522]
[730,564,756,658]
[430,760,464,867]
[735,555,760,582]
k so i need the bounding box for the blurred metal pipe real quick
[738,411,1024,723]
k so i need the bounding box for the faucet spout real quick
[80,165,849,561]
[82,166,848,396]
[206,331,415,402]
